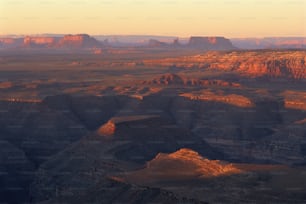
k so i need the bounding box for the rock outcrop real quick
[0,38,23,48]
[147,39,168,47]
[187,36,236,50]
[1,34,103,49]
[141,148,242,178]
[57,34,102,48]
[23,36,57,47]
[97,120,116,136]
[180,91,254,108]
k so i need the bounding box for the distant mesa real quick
[1,35,306,49]
[57,34,103,48]
[0,38,23,48]
[23,36,57,48]
[147,39,168,47]
[187,36,236,50]
[0,38,15,44]
[1,34,104,49]
[144,36,235,50]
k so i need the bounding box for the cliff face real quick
[187,36,236,50]
[57,34,102,48]
[1,34,103,49]
[0,38,23,48]
[144,148,241,178]
[0,38,16,44]
[23,36,57,47]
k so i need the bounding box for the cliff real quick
[0,38,23,48]
[57,34,102,48]
[23,36,57,47]
[187,36,236,50]
[1,34,103,49]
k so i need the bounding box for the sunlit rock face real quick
[0,38,23,48]
[97,120,116,136]
[23,36,56,47]
[180,91,254,108]
[146,148,242,178]
[143,51,306,79]
[57,34,102,48]
[1,34,104,49]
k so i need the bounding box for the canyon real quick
[0,43,305,203]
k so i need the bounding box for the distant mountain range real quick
[0,34,305,49]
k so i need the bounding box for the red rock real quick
[57,34,102,48]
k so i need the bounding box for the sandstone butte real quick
[18,34,102,48]
[24,36,56,45]
[188,36,235,49]
[57,34,101,48]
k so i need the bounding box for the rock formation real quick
[0,38,23,48]
[57,34,102,48]
[147,39,168,47]
[97,120,116,136]
[23,36,57,47]
[1,34,103,49]
[141,148,242,178]
[144,51,306,79]
[187,36,236,50]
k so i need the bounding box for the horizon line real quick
[1,33,306,39]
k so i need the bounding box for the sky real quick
[0,0,305,37]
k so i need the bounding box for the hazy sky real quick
[0,0,305,37]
